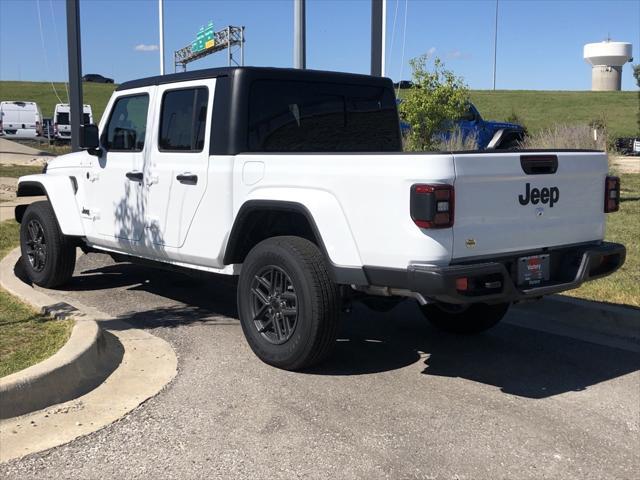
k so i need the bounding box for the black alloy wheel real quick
[250,265,299,345]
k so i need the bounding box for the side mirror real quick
[80,124,100,149]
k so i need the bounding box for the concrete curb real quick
[0,247,177,462]
[0,248,120,419]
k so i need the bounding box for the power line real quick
[35,0,64,104]
[49,0,70,101]
[387,0,400,76]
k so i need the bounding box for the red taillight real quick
[410,184,454,228]
[604,176,620,213]
[455,277,468,291]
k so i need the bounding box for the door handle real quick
[126,171,143,182]
[176,173,198,185]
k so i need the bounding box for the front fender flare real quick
[16,174,85,236]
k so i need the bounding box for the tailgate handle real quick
[520,155,558,175]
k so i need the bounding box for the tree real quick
[399,54,470,151]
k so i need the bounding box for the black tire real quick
[419,302,510,334]
[237,236,340,370]
[19,200,76,288]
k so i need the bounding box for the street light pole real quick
[371,0,383,76]
[294,0,306,69]
[65,0,83,152]
[159,0,165,75]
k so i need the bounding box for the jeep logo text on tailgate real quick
[518,183,559,207]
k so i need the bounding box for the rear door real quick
[144,79,213,250]
[452,151,607,260]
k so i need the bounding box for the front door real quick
[89,90,152,246]
[144,80,213,251]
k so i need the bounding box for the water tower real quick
[583,40,633,91]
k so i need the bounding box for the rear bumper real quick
[364,242,626,304]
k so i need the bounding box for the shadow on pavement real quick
[57,255,640,399]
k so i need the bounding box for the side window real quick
[248,80,400,152]
[158,87,209,152]
[104,94,149,152]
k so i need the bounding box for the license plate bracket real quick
[517,254,550,287]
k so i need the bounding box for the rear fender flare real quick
[226,188,366,285]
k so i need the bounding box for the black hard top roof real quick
[116,66,392,91]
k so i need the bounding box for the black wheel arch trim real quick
[15,181,48,223]
[16,180,48,198]
[223,200,367,285]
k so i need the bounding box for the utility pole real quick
[293,0,306,69]
[159,0,165,75]
[370,0,385,76]
[492,0,499,90]
[65,0,83,152]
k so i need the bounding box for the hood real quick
[46,150,87,170]
[484,120,524,131]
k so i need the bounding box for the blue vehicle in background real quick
[456,103,525,149]
[398,101,526,150]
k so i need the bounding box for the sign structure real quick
[174,25,245,72]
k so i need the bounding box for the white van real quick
[0,101,43,138]
[53,103,93,141]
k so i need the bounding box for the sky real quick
[0,0,638,91]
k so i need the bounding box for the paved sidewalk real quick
[0,138,52,166]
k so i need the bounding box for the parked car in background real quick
[53,103,93,142]
[0,101,42,138]
[614,137,640,156]
[454,103,526,150]
[83,73,114,84]
[393,80,414,89]
[399,100,526,150]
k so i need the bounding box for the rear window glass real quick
[57,112,70,125]
[248,80,401,152]
[158,87,209,152]
[56,112,91,124]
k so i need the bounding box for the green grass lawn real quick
[0,164,44,178]
[565,173,639,307]
[0,220,72,377]
[398,89,637,139]
[0,81,116,124]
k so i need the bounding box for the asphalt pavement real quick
[1,252,638,479]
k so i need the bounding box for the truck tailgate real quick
[452,151,607,260]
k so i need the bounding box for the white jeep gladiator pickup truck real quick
[15,67,626,370]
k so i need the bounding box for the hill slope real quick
[469,90,637,139]
[0,81,116,123]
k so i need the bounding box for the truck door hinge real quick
[146,175,159,187]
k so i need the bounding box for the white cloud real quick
[426,46,437,57]
[447,49,471,60]
[134,44,159,52]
